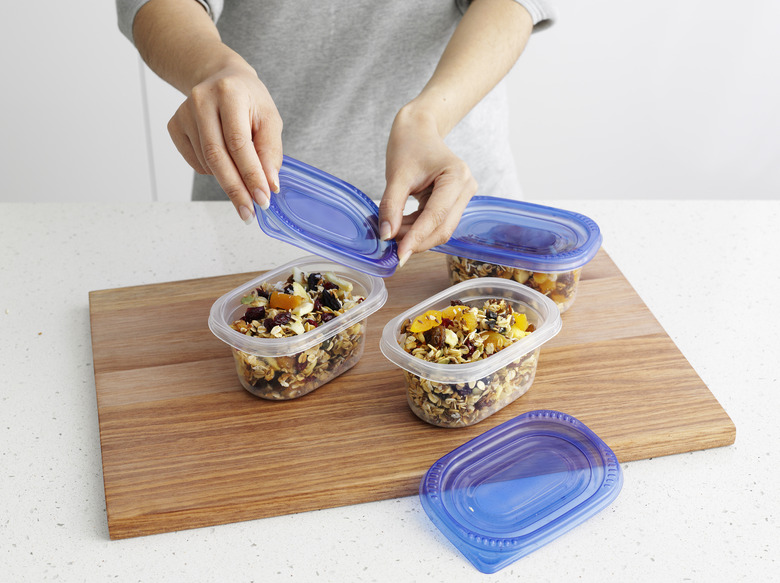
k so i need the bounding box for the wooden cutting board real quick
[89,249,735,540]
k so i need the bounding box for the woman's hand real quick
[378,105,477,267]
[133,0,283,224]
[377,0,533,267]
[168,63,283,223]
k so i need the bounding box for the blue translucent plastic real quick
[420,410,623,574]
[253,156,398,277]
[432,197,602,272]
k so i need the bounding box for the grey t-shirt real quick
[117,0,555,201]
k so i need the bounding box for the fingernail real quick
[271,171,280,194]
[239,205,254,225]
[398,249,412,269]
[253,188,270,210]
[380,221,392,241]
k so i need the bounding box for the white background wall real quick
[1,0,778,204]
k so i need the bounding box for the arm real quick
[132,0,282,222]
[378,0,534,266]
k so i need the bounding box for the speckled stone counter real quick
[1,201,777,582]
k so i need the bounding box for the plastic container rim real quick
[434,196,602,273]
[379,277,562,384]
[209,255,388,356]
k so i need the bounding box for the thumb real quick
[378,171,412,242]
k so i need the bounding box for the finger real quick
[378,169,415,242]
[191,95,257,222]
[396,175,476,266]
[413,195,469,251]
[394,209,423,240]
[168,124,207,175]
[219,96,273,210]
[168,105,208,174]
[192,96,249,196]
[253,111,283,195]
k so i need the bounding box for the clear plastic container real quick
[209,256,387,399]
[433,197,602,313]
[446,256,583,313]
[379,278,561,427]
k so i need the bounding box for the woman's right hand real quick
[167,62,283,224]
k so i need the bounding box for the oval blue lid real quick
[420,410,623,574]
[253,156,398,277]
[432,197,602,272]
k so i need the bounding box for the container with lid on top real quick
[380,278,561,427]
[420,410,623,573]
[209,256,387,399]
[433,197,602,313]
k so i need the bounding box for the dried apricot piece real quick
[409,310,443,333]
[512,312,529,331]
[441,304,468,320]
[482,331,507,351]
[458,310,478,332]
[269,292,303,310]
[511,312,530,339]
[536,279,556,294]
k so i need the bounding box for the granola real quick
[229,269,366,399]
[446,255,581,313]
[400,298,539,427]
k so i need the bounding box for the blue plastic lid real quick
[432,197,602,272]
[253,156,398,277]
[420,410,623,574]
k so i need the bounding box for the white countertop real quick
[1,200,777,582]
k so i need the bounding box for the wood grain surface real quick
[89,249,735,540]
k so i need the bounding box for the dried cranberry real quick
[255,288,270,299]
[263,317,275,331]
[282,283,294,294]
[313,299,322,311]
[273,312,292,326]
[320,290,342,311]
[305,319,317,327]
[323,281,338,290]
[320,312,336,323]
[441,317,453,328]
[450,299,464,306]
[243,306,266,322]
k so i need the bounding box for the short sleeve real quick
[116,0,224,45]
[455,0,557,31]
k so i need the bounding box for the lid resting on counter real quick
[432,197,602,273]
[420,410,623,574]
[253,156,399,278]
